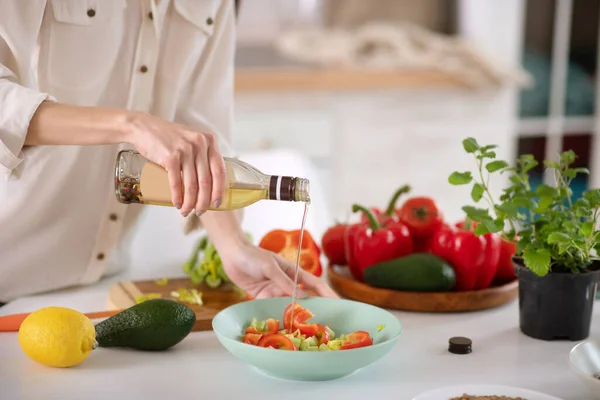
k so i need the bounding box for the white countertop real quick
[0,150,594,400]
[0,265,595,400]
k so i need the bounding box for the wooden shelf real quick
[234,67,468,92]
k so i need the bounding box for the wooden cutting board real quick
[108,277,247,331]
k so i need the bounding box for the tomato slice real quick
[245,326,262,335]
[257,333,297,350]
[340,331,373,350]
[283,303,319,337]
[315,324,330,345]
[265,318,280,334]
[242,333,262,345]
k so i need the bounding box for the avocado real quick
[95,299,196,351]
[363,253,456,292]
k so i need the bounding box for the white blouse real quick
[0,0,236,301]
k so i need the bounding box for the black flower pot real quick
[514,258,600,341]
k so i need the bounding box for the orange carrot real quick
[0,310,122,332]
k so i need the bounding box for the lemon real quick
[18,306,97,368]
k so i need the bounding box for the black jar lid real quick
[448,336,472,354]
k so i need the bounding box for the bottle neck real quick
[268,176,310,203]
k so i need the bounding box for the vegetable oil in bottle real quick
[114,150,310,210]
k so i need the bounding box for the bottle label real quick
[269,176,294,201]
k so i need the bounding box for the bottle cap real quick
[448,336,472,354]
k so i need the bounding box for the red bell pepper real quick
[360,185,411,224]
[258,229,322,277]
[397,196,444,239]
[321,223,347,266]
[344,222,365,280]
[349,204,413,281]
[455,221,501,290]
[495,239,517,283]
[430,223,485,291]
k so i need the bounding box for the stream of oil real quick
[288,202,310,330]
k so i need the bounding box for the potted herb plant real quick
[448,137,600,341]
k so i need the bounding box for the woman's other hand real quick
[221,241,339,299]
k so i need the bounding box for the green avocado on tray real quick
[363,253,456,292]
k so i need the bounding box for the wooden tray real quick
[108,277,247,331]
[326,265,518,312]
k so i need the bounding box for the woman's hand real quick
[127,111,227,218]
[221,242,339,299]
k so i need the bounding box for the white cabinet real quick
[233,88,518,225]
[232,110,333,160]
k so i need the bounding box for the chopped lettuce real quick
[183,233,252,289]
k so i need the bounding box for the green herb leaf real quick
[448,171,473,185]
[480,145,498,152]
[462,138,479,153]
[462,205,491,222]
[477,151,496,160]
[474,223,489,236]
[543,160,560,169]
[471,183,484,202]
[546,231,571,244]
[494,203,520,219]
[481,218,504,234]
[523,247,551,276]
[535,184,556,197]
[485,160,509,173]
[535,196,553,213]
[560,150,576,166]
[580,221,595,237]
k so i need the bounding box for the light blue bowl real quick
[212,296,402,381]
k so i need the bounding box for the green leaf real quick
[448,171,473,185]
[543,160,560,169]
[471,183,485,202]
[535,184,556,197]
[559,150,576,166]
[462,138,479,153]
[462,206,491,222]
[584,189,600,207]
[474,223,490,236]
[523,247,551,276]
[546,231,571,244]
[557,241,571,255]
[477,151,496,159]
[485,160,509,173]
[483,218,504,233]
[562,220,579,231]
[495,203,520,219]
[535,196,553,212]
[520,155,539,172]
[580,221,595,237]
[480,145,498,152]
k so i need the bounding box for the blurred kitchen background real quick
[232,0,532,225]
[132,0,600,268]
